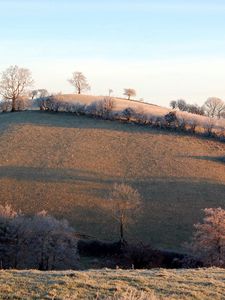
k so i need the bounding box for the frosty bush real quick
[121,107,136,122]
[0,204,79,270]
[85,98,114,119]
[189,207,225,267]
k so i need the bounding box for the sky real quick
[0,0,225,107]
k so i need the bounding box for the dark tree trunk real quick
[120,218,124,243]
[11,97,16,112]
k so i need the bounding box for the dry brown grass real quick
[0,268,224,299]
[0,111,225,249]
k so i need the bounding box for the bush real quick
[36,97,48,110]
[0,98,30,112]
[63,102,86,115]
[164,111,179,129]
[36,96,62,112]
[85,98,114,119]
[0,99,11,112]
[133,108,149,125]
[188,207,225,267]
[0,205,79,270]
[121,107,136,122]
[203,119,214,136]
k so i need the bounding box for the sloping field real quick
[0,111,225,249]
[0,268,224,299]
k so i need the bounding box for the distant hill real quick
[49,93,169,115]
[42,94,225,132]
[0,111,225,249]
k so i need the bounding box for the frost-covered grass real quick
[0,268,224,299]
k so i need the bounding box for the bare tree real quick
[176,99,187,111]
[0,65,33,112]
[204,97,225,118]
[31,89,48,100]
[68,71,90,94]
[108,89,113,97]
[189,207,225,267]
[169,99,187,111]
[105,183,141,243]
[123,88,136,100]
[169,100,204,115]
[169,100,177,109]
[186,104,205,116]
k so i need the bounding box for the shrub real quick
[121,107,136,122]
[203,119,214,136]
[85,98,114,119]
[15,97,31,111]
[164,111,179,129]
[134,108,149,125]
[36,97,49,110]
[65,102,86,115]
[177,115,187,132]
[0,205,79,270]
[188,119,198,134]
[0,99,11,112]
[36,96,62,112]
[189,207,225,267]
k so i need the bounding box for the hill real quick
[0,268,224,299]
[49,94,169,116]
[0,111,225,249]
[45,94,225,132]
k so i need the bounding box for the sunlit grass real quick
[0,268,224,299]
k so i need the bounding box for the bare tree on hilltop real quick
[169,99,205,116]
[68,71,90,94]
[123,88,136,100]
[31,89,48,100]
[203,97,225,119]
[0,65,33,112]
[108,88,113,97]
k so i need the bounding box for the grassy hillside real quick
[0,111,225,249]
[0,268,224,299]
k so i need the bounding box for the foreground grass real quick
[0,268,224,299]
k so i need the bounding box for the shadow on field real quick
[1,165,225,196]
[0,165,225,248]
[187,155,225,164]
[0,165,117,184]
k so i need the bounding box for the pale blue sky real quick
[1,0,225,106]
